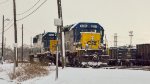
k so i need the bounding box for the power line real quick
[17,0,41,15]
[17,0,47,21]
[0,24,13,34]
[4,19,13,28]
[0,19,13,31]
[4,24,13,32]
[0,0,47,33]
[0,0,9,5]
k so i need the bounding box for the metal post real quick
[54,18,63,80]
[56,27,59,80]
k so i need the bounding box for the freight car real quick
[29,32,60,65]
[63,22,105,66]
[108,46,137,66]
[136,44,150,66]
[108,44,150,66]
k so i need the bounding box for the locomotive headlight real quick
[91,36,94,41]
[85,43,89,49]
[73,43,77,46]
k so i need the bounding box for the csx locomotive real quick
[64,22,105,66]
[30,22,105,66]
[29,32,58,64]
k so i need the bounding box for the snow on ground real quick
[1,63,150,84]
[0,63,15,84]
[23,67,150,84]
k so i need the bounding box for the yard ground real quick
[0,63,150,84]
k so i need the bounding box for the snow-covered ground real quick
[0,63,150,84]
[0,63,15,84]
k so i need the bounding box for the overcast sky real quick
[0,0,150,47]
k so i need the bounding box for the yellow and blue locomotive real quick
[64,22,105,66]
[30,22,105,67]
[29,32,58,65]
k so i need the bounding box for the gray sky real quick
[0,0,150,47]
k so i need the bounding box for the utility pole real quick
[54,19,62,80]
[13,0,18,70]
[21,24,23,62]
[1,15,4,64]
[57,0,65,68]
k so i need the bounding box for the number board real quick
[49,34,55,36]
[79,24,98,28]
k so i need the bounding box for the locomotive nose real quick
[80,32,101,50]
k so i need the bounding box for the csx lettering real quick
[87,41,97,45]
